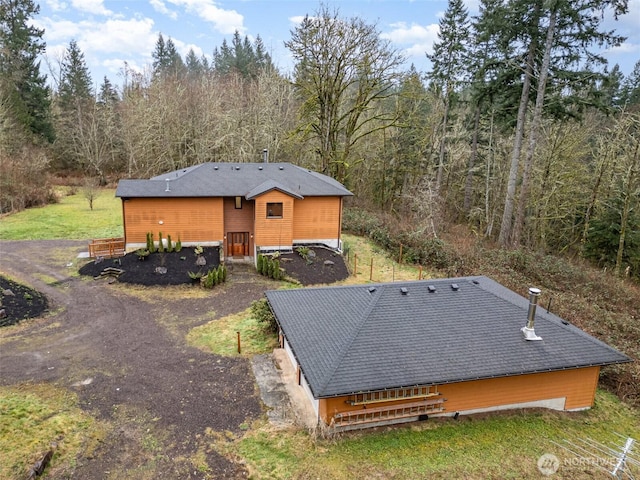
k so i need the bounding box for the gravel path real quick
[0,240,271,479]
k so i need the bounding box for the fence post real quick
[418,265,423,280]
[237,331,241,354]
[399,244,403,264]
[354,253,358,276]
[370,257,374,281]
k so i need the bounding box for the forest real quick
[1,0,639,280]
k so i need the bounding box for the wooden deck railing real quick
[89,237,126,259]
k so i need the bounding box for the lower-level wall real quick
[318,367,600,427]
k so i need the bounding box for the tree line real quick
[1,0,639,278]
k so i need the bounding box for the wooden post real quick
[418,265,423,280]
[399,244,403,264]
[237,331,241,354]
[354,253,358,276]
[370,257,374,281]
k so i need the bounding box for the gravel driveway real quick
[0,240,272,479]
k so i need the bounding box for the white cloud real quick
[167,0,245,34]
[288,15,308,25]
[70,0,112,16]
[150,0,178,21]
[382,22,439,56]
[43,0,67,12]
[606,42,640,54]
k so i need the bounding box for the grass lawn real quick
[0,188,122,240]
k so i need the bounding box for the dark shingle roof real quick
[265,276,631,398]
[115,162,352,198]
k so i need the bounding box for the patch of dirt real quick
[0,276,48,327]
[279,247,349,285]
[78,247,220,286]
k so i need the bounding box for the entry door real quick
[228,232,249,257]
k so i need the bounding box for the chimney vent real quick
[521,287,542,341]
[263,149,268,163]
[165,179,170,192]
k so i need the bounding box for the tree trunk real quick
[511,7,557,247]
[435,89,450,193]
[497,43,535,246]
[464,105,481,215]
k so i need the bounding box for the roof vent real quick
[368,286,376,293]
[213,166,218,170]
[451,283,459,291]
[428,285,436,293]
[263,148,268,163]
[258,166,263,170]
[235,165,240,170]
[400,287,408,295]
[279,166,284,170]
[521,287,542,341]
[165,179,170,192]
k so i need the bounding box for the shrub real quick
[166,234,173,253]
[158,232,164,253]
[146,232,156,253]
[175,237,182,252]
[257,254,265,274]
[135,248,150,261]
[251,298,277,332]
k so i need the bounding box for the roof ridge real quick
[316,284,384,395]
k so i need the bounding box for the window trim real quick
[235,196,242,209]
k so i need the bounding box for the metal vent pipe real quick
[526,287,541,329]
[263,149,268,163]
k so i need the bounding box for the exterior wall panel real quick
[122,197,223,247]
[253,191,294,248]
[292,197,341,241]
[318,367,601,425]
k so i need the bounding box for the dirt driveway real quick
[0,240,274,479]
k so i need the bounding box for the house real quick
[115,162,352,259]
[265,276,631,430]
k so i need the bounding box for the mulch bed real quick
[78,247,221,286]
[0,276,48,327]
[279,247,350,285]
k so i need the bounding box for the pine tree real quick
[427,0,471,193]
[152,33,185,78]
[0,0,53,142]
[58,39,93,107]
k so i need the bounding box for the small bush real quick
[166,234,174,253]
[251,298,277,332]
[175,237,182,252]
[158,232,164,253]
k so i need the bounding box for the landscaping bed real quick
[0,276,48,327]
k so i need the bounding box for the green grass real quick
[187,307,279,356]
[0,384,106,479]
[225,390,639,479]
[0,189,123,240]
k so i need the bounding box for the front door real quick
[228,232,249,257]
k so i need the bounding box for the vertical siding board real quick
[122,198,223,245]
[317,367,601,425]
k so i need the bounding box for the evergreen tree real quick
[152,33,185,78]
[0,0,53,142]
[98,76,119,106]
[213,31,274,79]
[427,0,471,192]
[185,48,203,77]
[58,39,93,107]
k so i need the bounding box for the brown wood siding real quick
[292,196,342,241]
[122,197,223,245]
[253,191,294,247]
[318,367,600,424]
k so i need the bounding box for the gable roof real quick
[265,276,631,398]
[115,162,352,198]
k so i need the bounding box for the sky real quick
[35,0,640,90]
